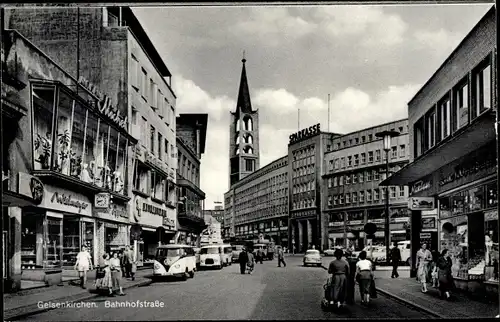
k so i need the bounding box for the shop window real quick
[107,127,119,179]
[472,58,492,119]
[48,89,74,175]
[95,122,110,188]
[33,86,56,170]
[486,182,498,208]
[81,112,99,184]
[453,79,469,131]
[46,218,63,269]
[69,101,86,179]
[62,218,80,266]
[21,213,43,269]
[115,135,127,194]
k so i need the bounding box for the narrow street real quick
[23,256,432,320]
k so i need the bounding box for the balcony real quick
[176,176,205,199]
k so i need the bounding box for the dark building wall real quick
[177,123,197,156]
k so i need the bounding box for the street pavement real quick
[21,256,433,320]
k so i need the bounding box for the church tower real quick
[229,54,260,187]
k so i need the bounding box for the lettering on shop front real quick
[78,76,128,130]
[289,124,321,145]
[50,192,89,213]
[439,157,496,187]
[410,180,432,195]
[142,203,168,217]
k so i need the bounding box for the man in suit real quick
[390,241,401,278]
[123,245,133,279]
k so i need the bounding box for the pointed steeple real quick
[236,52,253,114]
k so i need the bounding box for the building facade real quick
[322,119,410,251]
[224,156,289,246]
[383,7,497,294]
[288,125,342,252]
[204,208,224,226]
[4,6,178,283]
[2,28,136,290]
[229,57,260,187]
[175,114,208,246]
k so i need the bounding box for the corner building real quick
[288,125,342,253]
[5,7,178,271]
[224,156,289,246]
[383,7,498,295]
[322,119,410,251]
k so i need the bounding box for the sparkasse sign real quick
[289,123,321,145]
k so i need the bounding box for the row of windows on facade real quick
[137,118,175,164]
[414,55,492,158]
[235,133,254,145]
[329,144,406,171]
[327,208,408,222]
[326,165,403,187]
[292,164,315,178]
[237,173,288,197]
[177,152,200,186]
[292,198,316,210]
[329,125,407,151]
[32,85,130,195]
[235,218,288,232]
[133,163,175,202]
[236,188,288,204]
[293,155,315,169]
[292,181,315,194]
[236,197,288,213]
[292,145,316,161]
[235,206,288,222]
[130,53,176,126]
[327,186,405,207]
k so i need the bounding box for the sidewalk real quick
[375,277,499,318]
[4,269,153,320]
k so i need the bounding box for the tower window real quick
[243,116,253,131]
[245,159,255,172]
[244,133,253,144]
[243,146,254,154]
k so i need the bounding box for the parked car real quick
[323,249,336,256]
[303,249,322,267]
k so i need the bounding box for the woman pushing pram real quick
[247,249,255,274]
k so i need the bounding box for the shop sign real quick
[409,197,435,210]
[94,193,111,209]
[78,76,128,130]
[439,155,496,187]
[348,220,363,225]
[162,217,175,228]
[485,210,498,221]
[289,123,321,145]
[18,173,44,205]
[420,232,431,239]
[410,180,432,195]
[329,221,344,227]
[368,219,384,224]
[40,185,92,216]
[142,202,168,217]
[421,217,436,230]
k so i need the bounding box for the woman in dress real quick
[327,249,349,308]
[356,251,373,305]
[74,245,93,289]
[416,243,432,293]
[110,252,125,296]
[437,249,453,300]
[95,253,113,296]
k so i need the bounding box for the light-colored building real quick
[322,119,410,251]
[383,7,497,294]
[224,156,289,246]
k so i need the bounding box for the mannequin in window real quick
[81,163,92,183]
[113,171,124,194]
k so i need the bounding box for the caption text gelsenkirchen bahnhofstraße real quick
[37,300,165,309]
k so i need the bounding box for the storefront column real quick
[307,219,313,248]
[96,222,105,258]
[298,221,303,252]
[8,207,22,291]
[410,210,422,278]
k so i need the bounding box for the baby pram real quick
[246,262,254,274]
[321,277,335,310]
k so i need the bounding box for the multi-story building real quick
[228,57,260,187]
[4,6,178,281]
[203,202,224,226]
[224,156,289,246]
[288,124,342,252]
[175,113,208,246]
[322,119,410,251]
[383,7,497,294]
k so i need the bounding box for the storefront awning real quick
[381,110,495,186]
[2,190,39,207]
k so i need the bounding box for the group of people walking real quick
[238,246,286,274]
[326,249,376,309]
[416,243,454,299]
[73,244,138,297]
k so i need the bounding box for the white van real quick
[152,244,196,280]
[221,244,233,266]
[199,245,223,269]
[397,241,411,265]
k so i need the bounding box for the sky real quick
[133,3,493,209]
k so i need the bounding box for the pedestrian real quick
[345,250,357,305]
[390,241,401,278]
[327,249,349,308]
[110,252,125,296]
[430,250,440,288]
[356,250,373,305]
[123,245,133,279]
[257,248,264,264]
[74,245,93,289]
[95,253,114,296]
[129,245,137,281]
[416,243,432,293]
[277,246,286,267]
[247,249,255,274]
[239,247,249,274]
[437,249,453,300]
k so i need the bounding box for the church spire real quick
[237,52,252,113]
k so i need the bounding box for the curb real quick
[320,265,443,318]
[5,279,153,321]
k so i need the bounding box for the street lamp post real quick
[375,130,400,266]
